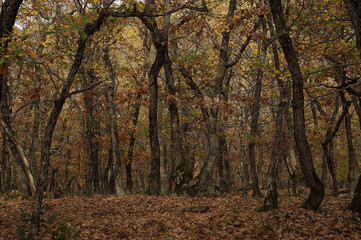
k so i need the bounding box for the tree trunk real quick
[348,175,361,212]
[270,0,324,210]
[163,0,185,182]
[321,97,342,196]
[345,106,357,195]
[104,147,115,194]
[125,25,150,195]
[146,35,166,196]
[83,74,100,196]
[217,134,229,194]
[1,78,34,197]
[102,46,125,196]
[0,0,24,104]
[0,0,33,197]
[321,156,328,187]
[183,0,242,197]
[343,0,361,54]
[1,134,11,193]
[31,11,107,236]
[343,0,361,212]
[248,22,266,197]
[261,100,287,210]
[28,62,41,184]
[261,12,287,209]
[126,102,140,194]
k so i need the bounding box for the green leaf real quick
[0,56,6,64]
[68,24,80,31]
[78,30,87,39]
[21,35,29,41]
[107,15,115,21]
[82,16,91,25]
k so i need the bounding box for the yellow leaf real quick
[28,49,39,59]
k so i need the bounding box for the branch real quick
[178,67,203,97]
[110,1,208,19]
[226,16,262,68]
[59,81,102,101]
[164,206,210,213]
[323,102,350,144]
[0,119,36,194]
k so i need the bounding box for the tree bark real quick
[139,2,169,195]
[0,134,11,193]
[102,46,125,196]
[125,26,150,195]
[341,96,357,195]
[126,102,140,194]
[0,0,24,104]
[343,0,361,54]
[248,22,266,197]
[147,43,165,195]
[261,12,287,209]
[321,97,342,196]
[1,79,35,197]
[270,0,324,210]
[0,0,34,197]
[343,0,361,213]
[83,73,100,196]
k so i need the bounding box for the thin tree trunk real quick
[261,12,287,209]
[1,81,34,197]
[321,97,341,196]
[83,74,100,196]
[102,46,125,196]
[125,26,150,195]
[344,105,357,194]
[126,102,140,194]
[182,0,242,197]
[28,71,40,184]
[248,20,267,197]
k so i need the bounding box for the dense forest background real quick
[1,0,361,237]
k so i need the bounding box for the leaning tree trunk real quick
[31,12,107,237]
[270,0,324,210]
[321,97,342,196]
[1,78,35,197]
[0,0,33,197]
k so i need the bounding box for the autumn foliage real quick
[1,0,361,238]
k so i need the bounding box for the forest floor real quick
[0,191,361,239]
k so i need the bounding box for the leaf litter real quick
[0,194,361,239]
